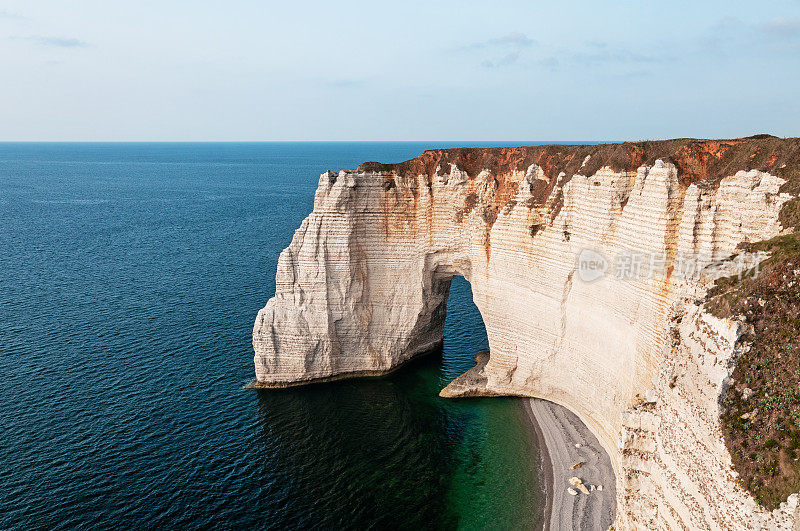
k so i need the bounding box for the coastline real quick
[522,399,554,531]
[521,398,616,530]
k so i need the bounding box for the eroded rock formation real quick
[253,137,800,529]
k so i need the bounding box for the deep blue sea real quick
[0,143,543,529]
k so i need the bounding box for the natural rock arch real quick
[253,139,799,529]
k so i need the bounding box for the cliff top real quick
[356,135,800,187]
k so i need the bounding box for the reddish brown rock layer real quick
[363,136,800,265]
[359,135,800,189]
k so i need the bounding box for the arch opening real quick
[422,262,494,398]
[439,276,490,384]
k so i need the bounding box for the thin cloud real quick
[758,16,800,38]
[459,32,536,51]
[30,36,89,48]
[0,9,25,19]
[468,35,667,71]
[702,15,800,57]
[533,41,670,72]
[10,35,90,48]
[324,79,366,88]
[459,32,535,69]
[569,47,668,65]
[702,16,745,53]
[481,52,520,68]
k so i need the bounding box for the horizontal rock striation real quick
[253,136,800,529]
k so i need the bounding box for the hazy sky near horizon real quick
[1,1,800,141]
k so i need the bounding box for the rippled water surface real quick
[0,143,544,529]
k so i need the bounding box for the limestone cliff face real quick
[253,137,800,529]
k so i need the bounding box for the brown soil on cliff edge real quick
[364,136,800,264]
[358,135,800,189]
[707,164,800,509]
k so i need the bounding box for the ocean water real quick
[0,142,544,529]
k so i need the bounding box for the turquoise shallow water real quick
[0,142,544,529]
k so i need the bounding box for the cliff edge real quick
[252,136,800,529]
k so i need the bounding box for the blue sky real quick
[1,0,799,141]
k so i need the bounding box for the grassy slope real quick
[707,166,800,508]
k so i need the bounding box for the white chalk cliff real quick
[253,139,800,529]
